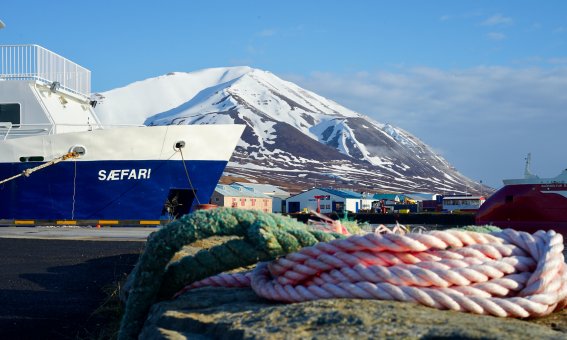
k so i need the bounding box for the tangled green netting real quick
[118,208,346,340]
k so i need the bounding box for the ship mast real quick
[524,153,539,179]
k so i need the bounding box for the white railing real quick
[0,45,91,98]
[0,123,53,140]
[0,123,146,140]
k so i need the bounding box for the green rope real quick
[118,208,345,340]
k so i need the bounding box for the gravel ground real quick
[0,238,144,339]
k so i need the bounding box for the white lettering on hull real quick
[98,168,152,181]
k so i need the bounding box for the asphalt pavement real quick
[0,227,150,339]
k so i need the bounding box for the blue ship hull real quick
[0,159,227,220]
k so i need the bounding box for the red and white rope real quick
[178,228,567,318]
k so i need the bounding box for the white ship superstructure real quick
[0,45,243,223]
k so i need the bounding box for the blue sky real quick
[2,1,567,188]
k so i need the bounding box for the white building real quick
[286,188,374,214]
[231,182,290,213]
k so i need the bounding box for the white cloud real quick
[487,32,506,41]
[530,22,542,31]
[548,57,567,65]
[257,29,276,37]
[481,14,513,26]
[287,66,567,188]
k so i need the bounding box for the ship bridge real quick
[0,44,101,140]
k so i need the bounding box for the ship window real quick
[505,195,513,203]
[0,103,21,127]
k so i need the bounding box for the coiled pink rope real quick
[177,228,567,318]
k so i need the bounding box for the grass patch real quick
[78,280,126,340]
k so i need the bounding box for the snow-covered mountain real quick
[94,67,483,194]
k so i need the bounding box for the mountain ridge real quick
[94,67,485,195]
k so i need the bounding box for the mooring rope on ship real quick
[0,151,79,185]
[118,208,567,340]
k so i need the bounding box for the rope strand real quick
[71,158,77,220]
[0,151,79,185]
[178,147,201,205]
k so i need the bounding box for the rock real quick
[139,287,566,339]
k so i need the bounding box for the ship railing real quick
[0,45,91,99]
[0,122,13,140]
[0,123,145,140]
[0,122,51,140]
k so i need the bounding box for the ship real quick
[476,153,567,234]
[0,45,244,224]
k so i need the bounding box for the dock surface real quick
[0,228,147,339]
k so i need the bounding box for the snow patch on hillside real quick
[93,66,480,194]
